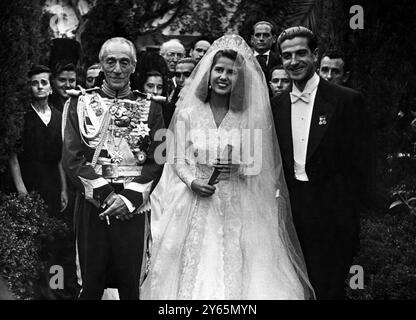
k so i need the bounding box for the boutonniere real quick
[318,115,327,126]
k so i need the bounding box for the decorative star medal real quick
[109,150,124,163]
[319,115,327,125]
[136,121,150,138]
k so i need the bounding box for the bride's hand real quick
[191,179,216,197]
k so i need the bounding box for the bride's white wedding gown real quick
[140,102,307,300]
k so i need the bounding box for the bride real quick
[140,34,314,300]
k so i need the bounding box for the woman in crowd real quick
[9,65,67,217]
[49,62,77,113]
[141,70,165,97]
[133,52,171,125]
[140,35,313,300]
[133,52,169,97]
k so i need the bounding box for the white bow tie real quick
[290,91,311,104]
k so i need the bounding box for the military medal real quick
[109,131,125,164]
[110,149,124,163]
[136,121,150,137]
[136,150,147,164]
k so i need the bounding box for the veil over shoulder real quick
[140,34,314,300]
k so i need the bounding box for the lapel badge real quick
[319,115,327,126]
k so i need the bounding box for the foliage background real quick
[0,192,68,299]
[0,0,45,176]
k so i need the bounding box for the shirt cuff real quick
[119,194,135,213]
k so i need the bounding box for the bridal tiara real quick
[208,34,254,60]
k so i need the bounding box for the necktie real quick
[290,91,311,104]
[256,54,267,69]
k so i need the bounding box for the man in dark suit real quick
[250,20,281,81]
[271,26,371,299]
[318,49,350,87]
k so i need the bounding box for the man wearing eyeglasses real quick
[160,39,186,103]
[250,20,281,81]
[174,58,197,90]
[160,39,186,75]
[164,58,197,126]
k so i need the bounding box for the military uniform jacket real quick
[62,89,165,212]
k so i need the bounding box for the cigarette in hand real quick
[106,216,110,225]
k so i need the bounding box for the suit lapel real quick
[267,52,280,68]
[306,79,336,161]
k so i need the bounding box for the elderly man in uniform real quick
[62,37,165,300]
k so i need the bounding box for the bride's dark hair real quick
[211,49,237,65]
[195,49,246,111]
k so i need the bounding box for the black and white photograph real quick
[0,0,415,306]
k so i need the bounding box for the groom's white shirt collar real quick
[292,72,320,95]
[291,72,320,182]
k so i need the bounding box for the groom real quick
[271,27,371,299]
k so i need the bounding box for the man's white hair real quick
[160,39,185,56]
[99,37,137,64]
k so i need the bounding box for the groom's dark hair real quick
[277,26,318,54]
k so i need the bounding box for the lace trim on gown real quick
[176,105,245,299]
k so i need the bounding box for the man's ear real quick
[250,35,255,47]
[312,48,319,63]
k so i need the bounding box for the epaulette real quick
[66,85,101,97]
[132,90,167,104]
[62,85,100,139]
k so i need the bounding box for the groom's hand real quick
[191,179,216,197]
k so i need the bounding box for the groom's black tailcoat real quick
[271,78,371,299]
